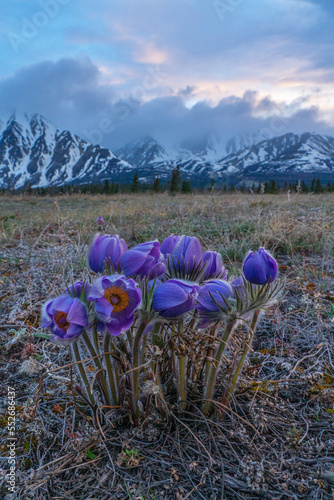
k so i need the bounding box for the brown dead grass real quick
[0,191,334,499]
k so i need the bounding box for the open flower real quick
[160,234,181,256]
[153,279,199,318]
[202,250,227,280]
[41,295,89,343]
[96,216,105,226]
[196,279,233,326]
[64,280,91,300]
[121,240,166,279]
[243,248,278,285]
[88,275,142,336]
[88,233,127,273]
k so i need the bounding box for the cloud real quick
[0,57,333,153]
[0,57,115,133]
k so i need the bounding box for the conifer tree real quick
[153,177,161,193]
[310,178,316,192]
[314,178,323,193]
[170,166,181,193]
[181,180,192,193]
[104,179,110,194]
[132,172,139,193]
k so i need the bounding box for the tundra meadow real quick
[0,191,334,499]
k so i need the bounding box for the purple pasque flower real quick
[64,280,91,300]
[96,216,105,226]
[121,240,166,279]
[243,248,278,285]
[160,234,181,256]
[88,233,127,273]
[152,279,199,318]
[169,235,202,273]
[196,279,233,326]
[41,295,88,343]
[88,275,142,336]
[202,250,227,280]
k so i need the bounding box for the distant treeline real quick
[1,168,333,196]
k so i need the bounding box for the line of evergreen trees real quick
[1,175,333,196]
[253,178,334,194]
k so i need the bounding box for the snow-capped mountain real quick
[1,111,333,189]
[215,132,334,179]
[0,112,134,189]
[116,132,334,183]
[116,137,171,168]
[115,136,220,182]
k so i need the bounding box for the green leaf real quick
[86,450,97,459]
[32,332,51,339]
[328,304,334,318]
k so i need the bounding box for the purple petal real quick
[161,294,196,318]
[161,234,180,255]
[153,282,188,311]
[88,276,107,300]
[121,249,150,276]
[66,323,84,338]
[49,295,74,314]
[95,297,113,319]
[67,298,88,327]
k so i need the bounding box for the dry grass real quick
[1,191,334,499]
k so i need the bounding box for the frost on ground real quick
[0,193,334,499]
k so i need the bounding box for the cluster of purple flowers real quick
[41,231,278,342]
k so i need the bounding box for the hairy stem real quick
[203,325,218,385]
[202,319,236,415]
[82,329,111,406]
[177,320,187,410]
[132,321,147,418]
[70,341,96,408]
[103,334,118,405]
[222,310,260,410]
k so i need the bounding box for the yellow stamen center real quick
[104,285,129,313]
[54,311,70,331]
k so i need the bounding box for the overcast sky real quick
[1,0,334,149]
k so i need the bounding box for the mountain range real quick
[0,112,333,189]
[0,112,134,189]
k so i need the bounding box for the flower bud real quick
[153,279,199,318]
[88,233,127,273]
[121,241,166,279]
[202,250,227,280]
[243,248,278,285]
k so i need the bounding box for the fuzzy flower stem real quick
[92,324,100,358]
[103,334,118,404]
[70,341,96,408]
[126,329,133,351]
[152,322,162,345]
[82,329,111,407]
[177,320,187,410]
[203,319,237,415]
[132,321,147,418]
[204,325,218,385]
[108,337,121,388]
[223,310,260,410]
